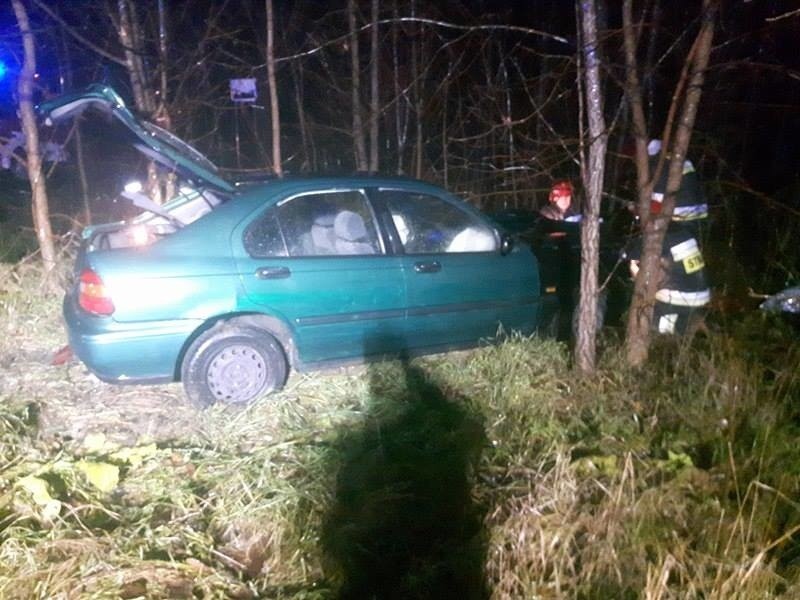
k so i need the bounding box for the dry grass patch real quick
[2,257,800,598]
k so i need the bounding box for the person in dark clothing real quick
[540,180,581,222]
[647,139,708,227]
[623,222,711,335]
[535,180,582,338]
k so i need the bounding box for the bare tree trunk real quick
[58,28,91,225]
[266,0,282,176]
[411,1,423,179]
[368,0,379,172]
[442,78,449,187]
[146,162,163,205]
[534,2,556,148]
[74,124,92,225]
[643,0,662,127]
[392,0,408,174]
[117,0,155,115]
[620,0,659,344]
[622,0,654,227]
[624,0,719,366]
[12,0,56,270]
[291,61,313,171]
[348,0,367,171]
[501,59,518,206]
[156,0,172,129]
[117,0,165,205]
[414,94,423,178]
[575,0,608,374]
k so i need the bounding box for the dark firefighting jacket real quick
[623,225,711,308]
[650,155,708,222]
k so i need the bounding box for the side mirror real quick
[500,233,514,256]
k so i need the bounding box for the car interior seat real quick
[310,213,337,254]
[334,210,375,255]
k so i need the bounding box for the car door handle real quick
[414,261,441,274]
[255,266,291,280]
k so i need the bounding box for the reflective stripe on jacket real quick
[672,203,708,221]
[655,288,711,307]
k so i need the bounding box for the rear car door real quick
[374,188,539,350]
[233,188,408,365]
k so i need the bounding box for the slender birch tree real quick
[12,0,56,270]
[348,0,367,171]
[156,0,172,130]
[116,0,156,115]
[266,0,283,176]
[623,0,719,366]
[575,0,608,373]
[369,0,379,173]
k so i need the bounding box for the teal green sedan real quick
[42,86,541,407]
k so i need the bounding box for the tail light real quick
[78,269,115,315]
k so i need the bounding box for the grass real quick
[1,255,799,598]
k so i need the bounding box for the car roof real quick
[229,175,460,213]
[235,174,447,193]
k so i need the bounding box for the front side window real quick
[244,189,383,257]
[379,190,497,254]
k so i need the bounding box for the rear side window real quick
[244,189,383,257]
[378,190,497,254]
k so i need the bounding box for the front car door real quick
[373,188,540,350]
[233,188,407,366]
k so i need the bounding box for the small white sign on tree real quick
[229,78,257,103]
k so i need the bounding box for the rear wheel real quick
[181,324,288,408]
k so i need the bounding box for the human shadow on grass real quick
[321,349,489,599]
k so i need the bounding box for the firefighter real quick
[624,222,711,335]
[536,180,583,339]
[540,180,581,222]
[647,139,708,227]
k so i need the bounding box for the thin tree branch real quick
[270,16,568,65]
[30,0,127,66]
[766,8,800,22]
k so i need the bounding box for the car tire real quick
[181,324,288,408]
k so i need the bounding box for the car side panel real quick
[66,225,250,382]
[63,294,202,382]
[94,257,239,323]
[233,253,408,365]
[403,247,540,347]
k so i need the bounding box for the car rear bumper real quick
[63,294,203,383]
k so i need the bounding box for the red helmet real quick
[549,180,573,203]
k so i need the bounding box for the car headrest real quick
[313,213,335,228]
[334,210,368,242]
